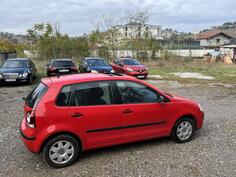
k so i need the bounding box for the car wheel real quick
[172,117,195,143]
[43,135,80,168]
[28,75,33,85]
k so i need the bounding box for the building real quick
[195,29,234,48]
[116,22,162,40]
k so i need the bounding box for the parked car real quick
[46,59,78,77]
[0,58,37,85]
[79,57,114,73]
[20,73,204,168]
[111,57,148,79]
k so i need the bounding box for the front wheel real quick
[43,135,80,168]
[172,117,195,143]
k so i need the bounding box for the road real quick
[0,81,235,177]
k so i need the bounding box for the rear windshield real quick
[3,60,28,68]
[25,83,48,108]
[52,60,74,67]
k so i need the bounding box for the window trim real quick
[112,80,167,105]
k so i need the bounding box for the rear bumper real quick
[19,119,39,153]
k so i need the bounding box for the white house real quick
[116,22,162,40]
[195,30,232,48]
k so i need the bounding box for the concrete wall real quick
[166,49,214,57]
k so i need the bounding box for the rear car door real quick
[68,81,123,149]
[113,80,169,142]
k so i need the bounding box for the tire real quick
[172,117,195,143]
[43,135,80,168]
[28,75,33,85]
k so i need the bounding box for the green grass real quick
[147,60,236,84]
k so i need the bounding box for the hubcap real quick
[177,121,193,141]
[49,140,74,164]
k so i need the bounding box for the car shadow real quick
[79,136,172,161]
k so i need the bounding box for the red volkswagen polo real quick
[20,73,204,168]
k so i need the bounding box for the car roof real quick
[84,57,105,60]
[41,73,134,86]
[51,59,72,62]
[7,58,29,61]
[119,58,136,60]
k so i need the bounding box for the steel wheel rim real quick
[49,140,75,165]
[177,121,193,141]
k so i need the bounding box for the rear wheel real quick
[172,117,195,143]
[43,135,80,168]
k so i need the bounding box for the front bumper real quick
[126,71,148,78]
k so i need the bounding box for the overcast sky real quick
[0,0,235,36]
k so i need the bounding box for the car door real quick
[68,81,123,149]
[113,80,170,142]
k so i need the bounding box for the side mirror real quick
[158,95,165,103]
[45,64,49,68]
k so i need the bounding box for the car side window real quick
[115,81,159,104]
[56,85,72,106]
[71,81,112,106]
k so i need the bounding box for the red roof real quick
[195,29,232,40]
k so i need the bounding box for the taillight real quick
[71,66,77,71]
[49,67,56,71]
[26,111,36,128]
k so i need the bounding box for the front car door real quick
[113,80,171,142]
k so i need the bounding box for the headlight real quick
[91,70,98,73]
[198,104,203,112]
[127,67,134,72]
[0,74,2,79]
[23,73,28,77]
[110,69,115,73]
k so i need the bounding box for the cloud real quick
[0,0,235,35]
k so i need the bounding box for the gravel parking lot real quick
[0,81,235,177]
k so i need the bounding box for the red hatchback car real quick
[111,58,148,79]
[20,73,204,168]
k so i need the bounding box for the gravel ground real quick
[0,81,235,177]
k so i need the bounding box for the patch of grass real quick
[147,60,236,83]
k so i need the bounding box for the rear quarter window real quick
[56,85,72,106]
[25,83,48,108]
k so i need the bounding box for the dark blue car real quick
[0,58,37,85]
[79,57,114,74]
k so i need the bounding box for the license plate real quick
[5,79,16,82]
[137,75,145,78]
[59,69,69,72]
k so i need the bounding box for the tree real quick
[90,15,124,59]
[26,23,90,60]
[0,39,16,52]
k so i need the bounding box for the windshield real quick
[3,60,28,68]
[123,59,141,65]
[52,60,74,68]
[25,83,48,108]
[87,59,108,67]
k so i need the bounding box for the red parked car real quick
[20,73,204,168]
[111,57,148,79]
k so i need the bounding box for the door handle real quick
[123,109,133,114]
[71,113,83,118]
